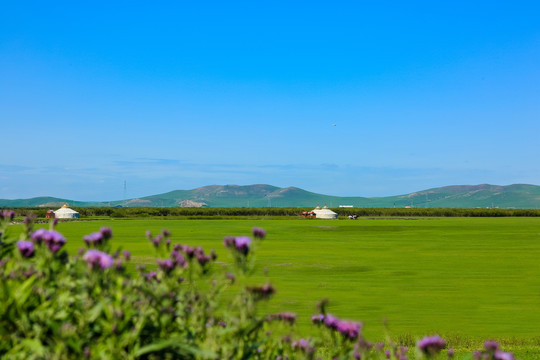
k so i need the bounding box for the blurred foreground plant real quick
[0,216,519,360]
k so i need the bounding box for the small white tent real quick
[312,206,338,219]
[54,204,79,219]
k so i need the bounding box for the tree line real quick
[3,206,540,218]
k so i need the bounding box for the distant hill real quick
[382,184,540,209]
[1,184,539,209]
[0,196,96,208]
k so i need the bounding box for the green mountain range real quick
[1,184,539,209]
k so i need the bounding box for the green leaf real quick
[8,338,47,358]
[88,302,104,322]
[134,338,216,359]
[14,276,36,306]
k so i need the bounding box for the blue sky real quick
[1,1,539,201]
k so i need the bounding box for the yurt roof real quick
[312,207,337,215]
[54,206,79,214]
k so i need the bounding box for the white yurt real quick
[54,204,80,219]
[312,206,338,219]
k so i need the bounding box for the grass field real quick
[13,216,540,357]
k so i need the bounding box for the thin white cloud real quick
[0,159,536,200]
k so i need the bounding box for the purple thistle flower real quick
[418,335,446,356]
[218,320,226,327]
[494,351,516,360]
[194,247,211,266]
[484,340,500,352]
[223,236,235,248]
[225,272,236,283]
[17,240,35,258]
[99,227,113,240]
[122,250,131,261]
[280,312,297,324]
[268,312,297,325]
[32,229,66,253]
[52,218,59,227]
[385,350,391,359]
[23,214,36,229]
[182,245,195,259]
[295,339,310,348]
[447,347,455,358]
[144,271,159,282]
[98,252,113,269]
[246,283,275,299]
[171,250,187,267]
[82,250,101,268]
[261,283,275,295]
[291,338,315,354]
[114,259,124,270]
[312,314,325,324]
[152,234,163,247]
[157,259,175,273]
[233,236,251,255]
[83,249,113,270]
[0,210,15,221]
[30,228,46,244]
[336,320,362,340]
[162,229,171,237]
[324,314,339,330]
[399,346,409,356]
[83,232,103,247]
[197,253,211,266]
[375,342,385,351]
[356,338,374,351]
[282,335,292,343]
[252,227,266,239]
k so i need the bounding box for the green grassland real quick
[13,217,540,357]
